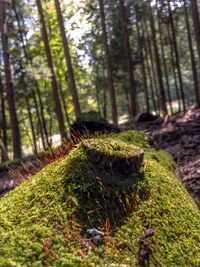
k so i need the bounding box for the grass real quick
[0,130,199,266]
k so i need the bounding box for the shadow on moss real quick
[64,138,147,228]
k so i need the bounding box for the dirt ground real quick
[129,109,200,207]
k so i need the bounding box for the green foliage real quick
[0,131,199,266]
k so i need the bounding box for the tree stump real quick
[81,138,144,182]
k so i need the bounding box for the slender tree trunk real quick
[99,0,118,124]
[0,137,9,162]
[60,88,71,127]
[184,0,200,106]
[35,84,50,147]
[143,42,157,113]
[57,69,71,126]
[54,0,81,118]
[167,0,186,111]
[12,1,49,149]
[119,0,137,116]
[18,64,38,153]
[95,63,101,114]
[0,74,7,149]
[0,74,8,162]
[103,85,107,119]
[156,1,173,114]
[12,26,38,153]
[32,89,46,149]
[144,17,160,113]
[190,0,200,63]
[149,5,167,114]
[36,0,67,139]
[166,21,181,111]
[0,0,22,159]
[24,93,37,153]
[135,17,150,112]
[141,21,158,113]
[43,83,53,142]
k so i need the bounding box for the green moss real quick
[109,130,148,149]
[0,131,199,266]
[82,138,143,158]
[109,130,176,171]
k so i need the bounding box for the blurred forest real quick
[0,0,200,161]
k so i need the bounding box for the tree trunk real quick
[35,84,50,147]
[95,63,102,115]
[24,93,38,153]
[190,0,200,63]
[12,1,49,149]
[36,0,67,140]
[0,0,22,159]
[98,0,118,125]
[167,0,186,111]
[54,0,81,119]
[11,8,38,154]
[142,21,158,114]
[0,137,9,162]
[0,73,7,149]
[156,1,173,114]
[143,41,157,113]
[135,16,150,112]
[149,5,167,114]
[166,19,181,111]
[144,17,161,113]
[184,0,200,106]
[0,74,8,162]
[32,89,47,149]
[119,0,137,117]
[57,69,71,126]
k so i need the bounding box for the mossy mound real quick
[0,131,199,266]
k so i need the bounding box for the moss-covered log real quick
[0,131,199,266]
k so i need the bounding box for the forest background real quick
[0,0,200,161]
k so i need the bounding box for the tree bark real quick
[142,20,158,114]
[156,1,173,114]
[184,0,200,106]
[11,4,38,153]
[98,0,118,124]
[54,0,81,119]
[32,89,47,149]
[135,16,150,112]
[36,0,67,140]
[0,137,9,162]
[13,1,50,149]
[0,74,8,162]
[166,19,181,111]
[166,0,186,111]
[190,0,200,63]
[0,73,7,149]
[119,0,137,116]
[0,0,22,159]
[149,5,167,114]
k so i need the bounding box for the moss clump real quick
[109,130,148,149]
[82,138,144,179]
[0,130,199,266]
[65,139,144,227]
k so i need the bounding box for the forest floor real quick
[1,108,200,207]
[128,108,200,207]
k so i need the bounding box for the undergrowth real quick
[0,131,199,267]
